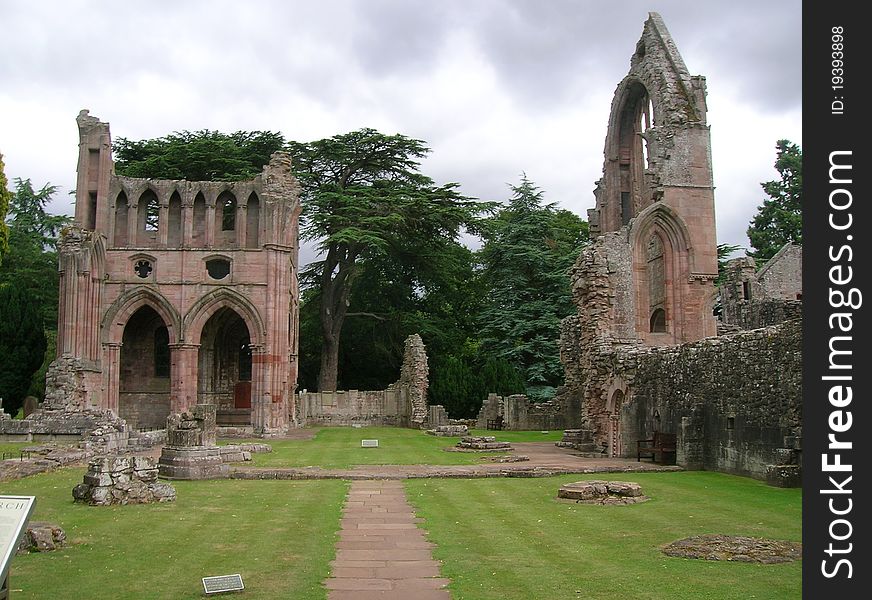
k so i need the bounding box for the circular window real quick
[134,260,153,279]
[206,258,231,280]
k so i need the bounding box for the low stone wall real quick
[296,334,430,428]
[475,393,578,431]
[298,389,410,427]
[0,408,129,453]
[720,298,802,331]
[569,319,802,483]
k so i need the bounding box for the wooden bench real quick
[637,432,676,465]
[486,416,503,430]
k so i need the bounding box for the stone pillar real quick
[182,203,194,247]
[250,345,270,432]
[158,201,169,246]
[169,343,200,414]
[236,204,247,249]
[677,404,705,470]
[205,202,216,248]
[127,197,138,247]
[159,404,228,480]
[103,342,122,415]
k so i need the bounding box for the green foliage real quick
[716,242,744,284]
[0,152,11,262]
[114,130,286,181]
[0,284,47,415]
[477,175,588,396]
[747,139,802,261]
[290,128,488,390]
[0,178,69,329]
[27,329,56,400]
[429,350,526,418]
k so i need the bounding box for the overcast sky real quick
[1,0,801,263]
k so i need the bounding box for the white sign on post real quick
[1,496,36,589]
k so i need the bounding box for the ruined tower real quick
[586,12,718,345]
[46,111,301,433]
[558,13,721,457]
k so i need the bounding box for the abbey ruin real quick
[1,13,801,486]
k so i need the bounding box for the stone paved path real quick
[326,480,450,599]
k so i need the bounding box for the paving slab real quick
[326,480,450,599]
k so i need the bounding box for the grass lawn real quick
[234,427,560,469]
[3,468,348,600]
[0,441,32,458]
[406,472,801,600]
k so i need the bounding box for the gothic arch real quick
[90,233,107,281]
[183,288,265,347]
[102,287,181,345]
[630,203,694,343]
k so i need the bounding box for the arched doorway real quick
[198,307,253,425]
[607,389,625,457]
[119,305,171,429]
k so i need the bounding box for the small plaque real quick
[352,424,363,429]
[202,574,244,594]
[361,439,379,448]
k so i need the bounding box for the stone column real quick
[169,343,200,414]
[127,197,138,247]
[205,202,216,248]
[677,403,706,470]
[249,344,270,432]
[158,201,169,246]
[103,342,122,415]
[236,204,247,249]
[182,203,194,247]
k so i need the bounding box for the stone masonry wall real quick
[297,334,428,427]
[574,319,801,480]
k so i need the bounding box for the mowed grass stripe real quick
[406,472,801,600]
[235,427,560,469]
[4,468,348,600]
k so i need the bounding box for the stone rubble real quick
[425,424,468,437]
[16,522,66,554]
[72,455,176,506]
[557,480,648,505]
[455,436,513,451]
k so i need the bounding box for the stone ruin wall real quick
[475,393,580,432]
[296,334,430,427]
[719,243,802,332]
[557,233,802,482]
[595,321,801,480]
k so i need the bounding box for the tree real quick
[477,175,589,401]
[0,179,70,328]
[747,140,802,262]
[114,130,286,181]
[0,285,47,416]
[289,128,486,391]
[0,152,11,263]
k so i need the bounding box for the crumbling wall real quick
[391,333,429,425]
[616,320,802,479]
[719,244,802,331]
[298,333,429,427]
[73,455,176,505]
[475,392,579,431]
[298,389,410,427]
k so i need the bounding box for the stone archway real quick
[119,305,171,429]
[197,307,253,426]
[607,389,625,457]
